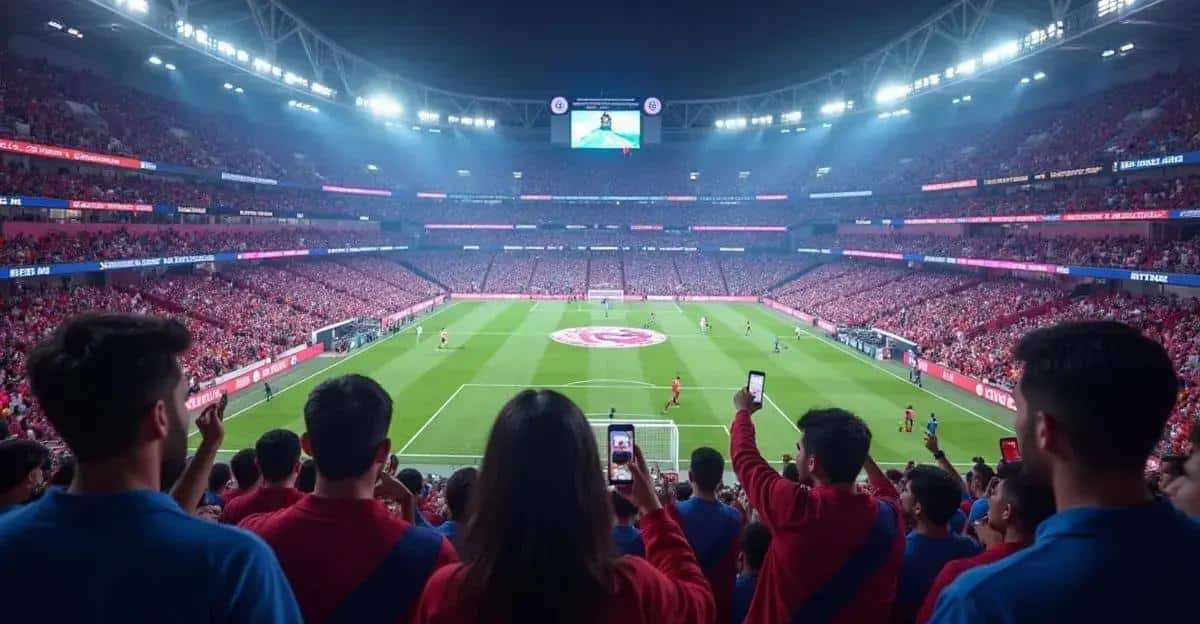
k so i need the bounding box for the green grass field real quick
[199,300,1015,474]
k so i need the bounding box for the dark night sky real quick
[282,0,959,98]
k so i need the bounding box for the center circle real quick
[550,326,668,349]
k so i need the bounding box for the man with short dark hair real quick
[675,481,693,502]
[732,393,903,624]
[0,314,299,622]
[438,466,477,551]
[931,321,1200,622]
[241,374,456,623]
[398,467,437,527]
[226,447,260,503]
[0,439,48,515]
[672,446,742,624]
[894,466,980,623]
[917,461,1054,624]
[734,522,770,624]
[611,489,645,558]
[222,429,303,525]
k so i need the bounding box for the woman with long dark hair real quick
[415,389,714,624]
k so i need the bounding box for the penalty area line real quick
[397,383,467,454]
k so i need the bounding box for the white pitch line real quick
[673,300,684,313]
[764,393,801,432]
[397,383,467,454]
[723,425,731,436]
[530,301,540,312]
[568,378,655,387]
[189,301,462,437]
[465,383,742,391]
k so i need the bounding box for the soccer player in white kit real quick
[699,316,708,334]
[794,325,802,340]
[416,325,423,342]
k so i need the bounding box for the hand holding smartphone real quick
[747,371,766,407]
[999,437,1021,462]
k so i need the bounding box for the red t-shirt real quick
[731,410,905,624]
[241,495,458,624]
[672,380,681,394]
[413,507,713,624]
[914,541,1024,624]
[221,487,254,505]
[220,486,304,525]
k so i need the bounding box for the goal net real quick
[589,419,680,475]
[587,289,625,303]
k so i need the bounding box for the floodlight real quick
[418,110,440,123]
[236,50,250,63]
[223,82,234,90]
[952,98,961,104]
[67,28,83,39]
[1120,42,1135,52]
[1020,77,1032,85]
[781,111,802,123]
[234,87,244,94]
[982,40,1019,65]
[164,63,176,71]
[148,55,163,65]
[1101,49,1116,58]
[311,83,334,98]
[821,122,832,128]
[366,164,379,171]
[962,95,972,102]
[1033,71,1046,80]
[195,30,208,46]
[820,101,846,116]
[448,116,460,124]
[956,59,977,75]
[485,118,496,128]
[47,21,64,30]
[715,120,725,129]
[875,84,911,104]
[117,0,149,14]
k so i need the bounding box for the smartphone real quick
[747,371,766,407]
[607,424,635,485]
[999,437,1021,462]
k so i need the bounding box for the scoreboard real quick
[550,97,662,148]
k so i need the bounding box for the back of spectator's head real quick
[398,468,424,498]
[782,462,801,482]
[675,481,694,502]
[1015,321,1177,475]
[229,448,260,489]
[991,460,1056,535]
[461,389,613,622]
[296,459,316,493]
[207,462,231,494]
[610,489,638,521]
[740,522,771,573]
[688,447,724,493]
[968,460,996,496]
[903,465,963,526]
[303,375,393,480]
[796,408,871,484]
[255,429,301,483]
[885,468,905,485]
[28,314,190,467]
[445,466,478,521]
[0,439,49,502]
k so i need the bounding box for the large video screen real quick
[570,110,641,149]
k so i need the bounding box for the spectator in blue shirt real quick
[0,314,301,622]
[438,466,477,552]
[896,464,980,623]
[611,489,645,557]
[673,447,742,624]
[733,521,769,624]
[0,439,48,516]
[931,321,1200,623]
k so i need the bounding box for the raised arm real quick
[924,434,967,492]
[862,454,899,502]
[730,388,808,532]
[170,403,223,513]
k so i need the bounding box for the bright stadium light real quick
[357,95,402,118]
[66,28,84,39]
[234,87,244,94]
[116,0,149,14]
[485,118,496,128]
[147,55,163,65]
[955,59,978,76]
[311,82,334,98]
[1120,42,1135,53]
[781,111,802,123]
[236,50,250,63]
[1020,76,1032,85]
[1033,71,1046,80]
[962,95,972,102]
[1101,49,1116,58]
[47,21,64,30]
[418,110,440,123]
[164,63,177,71]
[821,122,832,128]
[820,101,848,116]
[982,40,1019,65]
[715,119,726,129]
[952,98,961,104]
[223,82,234,90]
[875,84,911,104]
[366,164,379,171]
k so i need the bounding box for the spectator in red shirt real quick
[414,389,714,624]
[224,447,260,504]
[916,460,1055,624]
[241,374,457,623]
[221,429,303,525]
[731,388,904,624]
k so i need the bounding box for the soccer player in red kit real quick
[439,328,448,350]
[904,405,915,433]
[663,376,682,413]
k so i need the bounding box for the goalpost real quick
[584,289,626,314]
[589,419,680,475]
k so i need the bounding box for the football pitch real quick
[200,301,1015,473]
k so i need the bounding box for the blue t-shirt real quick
[926,419,939,435]
[675,497,742,571]
[930,501,1200,623]
[733,573,757,624]
[948,508,967,535]
[899,531,981,609]
[0,488,301,622]
[612,524,645,558]
[966,497,990,526]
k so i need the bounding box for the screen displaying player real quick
[608,428,634,484]
[570,110,641,149]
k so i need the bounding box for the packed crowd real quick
[1,313,1196,624]
[874,280,1066,348]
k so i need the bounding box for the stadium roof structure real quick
[15,0,1200,135]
